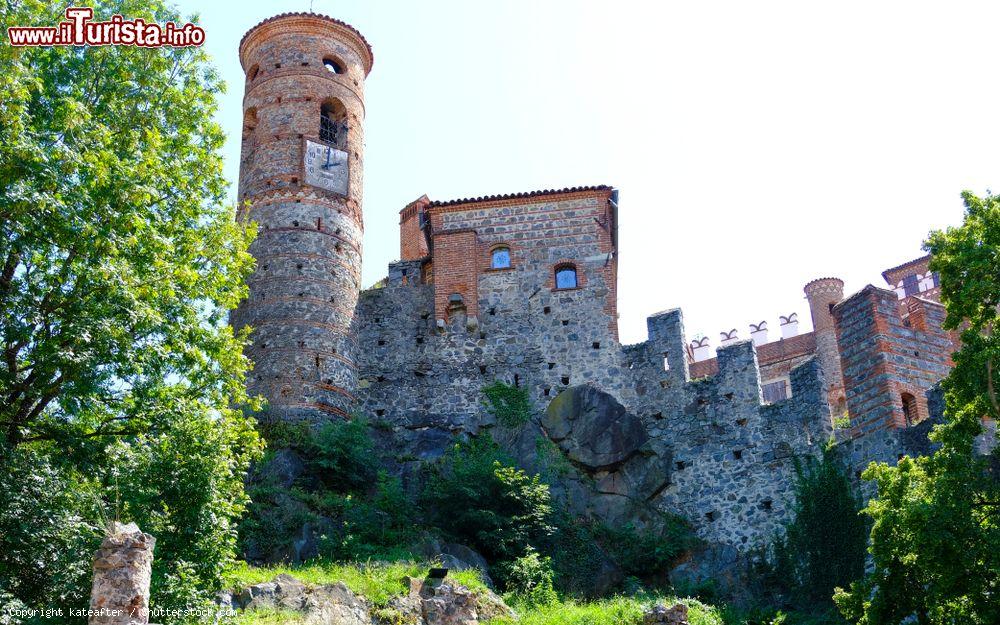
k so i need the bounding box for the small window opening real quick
[416,337,424,345]
[705,511,718,522]
[561,375,570,385]
[491,247,511,269]
[652,411,663,420]
[733,449,743,460]
[675,460,686,471]
[375,409,385,417]
[543,388,551,397]
[561,320,569,326]
[548,363,555,370]
[663,354,670,371]
[293,220,299,227]
[377,339,386,346]
[479,365,487,375]
[762,500,773,512]
[316,217,322,230]
[543,306,551,314]
[555,265,578,289]
[315,355,321,368]
[592,342,601,349]
[323,57,344,74]
[247,64,259,81]
[901,392,919,426]
[514,374,520,387]
[736,418,748,427]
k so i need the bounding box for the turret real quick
[804,277,845,415]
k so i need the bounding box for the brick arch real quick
[550,261,584,291]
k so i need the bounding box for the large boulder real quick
[542,385,648,470]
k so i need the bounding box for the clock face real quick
[304,139,349,196]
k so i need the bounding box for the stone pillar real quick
[88,522,155,625]
[804,277,846,415]
[232,13,374,422]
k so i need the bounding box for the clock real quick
[303,139,349,196]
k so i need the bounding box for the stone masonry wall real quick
[355,273,831,552]
[233,14,373,421]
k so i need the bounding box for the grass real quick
[486,595,725,625]
[223,558,489,608]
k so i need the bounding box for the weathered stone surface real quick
[230,575,510,625]
[542,385,648,469]
[643,602,689,625]
[88,522,155,625]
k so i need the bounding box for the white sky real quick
[176,0,1000,346]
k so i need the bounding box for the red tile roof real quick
[426,185,612,209]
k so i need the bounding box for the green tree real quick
[834,191,1000,625]
[771,446,866,608]
[0,0,262,614]
[421,436,553,566]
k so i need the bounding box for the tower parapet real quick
[232,13,372,421]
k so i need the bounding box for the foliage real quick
[768,446,866,608]
[240,418,420,562]
[0,0,262,618]
[488,595,725,625]
[594,515,698,581]
[834,191,1000,625]
[420,435,553,567]
[111,410,262,610]
[492,547,558,607]
[483,381,534,427]
[223,560,488,608]
[537,509,697,596]
[720,606,847,625]
[0,447,101,613]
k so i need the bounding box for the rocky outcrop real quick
[643,603,689,625]
[224,574,512,625]
[540,385,672,524]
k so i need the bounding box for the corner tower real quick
[233,13,373,421]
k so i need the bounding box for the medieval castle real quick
[231,12,971,580]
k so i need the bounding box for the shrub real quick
[483,382,533,427]
[421,435,553,565]
[492,547,558,607]
[769,445,866,608]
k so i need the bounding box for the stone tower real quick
[804,277,846,418]
[233,13,373,421]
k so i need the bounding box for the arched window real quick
[320,99,348,148]
[555,264,578,289]
[247,64,259,82]
[491,246,511,269]
[323,57,344,74]
[901,393,919,426]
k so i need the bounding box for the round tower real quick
[233,13,373,421]
[804,277,846,416]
